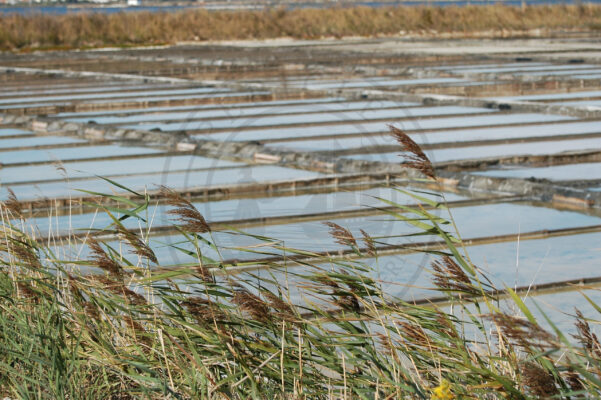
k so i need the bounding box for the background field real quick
[1,4,601,51]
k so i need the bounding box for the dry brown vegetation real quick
[1,4,601,51]
[1,130,601,398]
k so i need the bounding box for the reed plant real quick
[1,4,601,51]
[0,127,599,398]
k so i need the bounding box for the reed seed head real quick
[92,275,147,306]
[564,368,585,394]
[88,237,124,279]
[117,227,157,264]
[195,263,215,284]
[389,125,435,179]
[183,296,224,325]
[520,362,559,397]
[160,186,211,233]
[263,291,296,321]
[232,289,270,323]
[3,188,23,218]
[334,293,361,312]
[489,314,555,349]
[360,229,377,256]
[431,256,477,296]
[7,237,42,270]
[573,308,601,357]
[323,222,357,248]
[16,280,37,300]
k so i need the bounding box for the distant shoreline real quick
[2,0,601,14]
[1,3,601,51]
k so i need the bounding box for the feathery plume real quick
[489,314,555,349]
[376,333,394,356]
[232,289,270,322]
[520,362,559,397]
[335,293,361,312]
[83,301,100,320]
[263,291,295,321]
[573,309,601,357]
[564,368,585,394]
[88,237,124,279]
[323,222,357,248]
[435,310,459,339]
[183,297,224,325]
[431,256,478,296]
[160,186,211,233]
[195,263,215,284]
[400,321,430,348]
[7,237,41,270]
[389,125,435,179]
[117,227,157,264]
[123,315,146,334]
[3,188,23,218]
[360,229,377,256]
[92,276,147,306]
[16,281,37,300]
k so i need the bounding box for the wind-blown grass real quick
[1,4,601,51]
[0,128,599,398]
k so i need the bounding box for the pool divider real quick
[312,130,601,156]
[433,147,601,170]
[4,112,601,212]
[157,222,601,276]
[41,194,519,243]
[338,88,601,120]
[303,273,601,322]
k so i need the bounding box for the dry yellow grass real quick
[0,4,600,51]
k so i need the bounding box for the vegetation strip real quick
[1,5,601,51]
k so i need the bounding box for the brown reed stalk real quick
[489,314,556,349]
[520,362,559,397]
[160,186,211,233]
[232,289,271,323]
[360,229,377,257]
[431,256,479,296]
[323,222,357,248]
[389,125,435,179]
[2,189,23,218]
[117,226,157,264]
[88,237,124,279]
[574,308,601,358]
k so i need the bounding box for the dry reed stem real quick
[520,362,559,397]
[389,125,435,179]
[360,229,377,257]
[2,189,23,219]
[574,308,601,358]
[431,255,479,296]
[161,186,211,233]
[88,237,124,279]
[323,222,357,248]
[489,314,556,349]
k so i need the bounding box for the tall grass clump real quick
[1,4,601,51]
[0,126,600,398]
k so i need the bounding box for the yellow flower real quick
[431,379,455,400]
